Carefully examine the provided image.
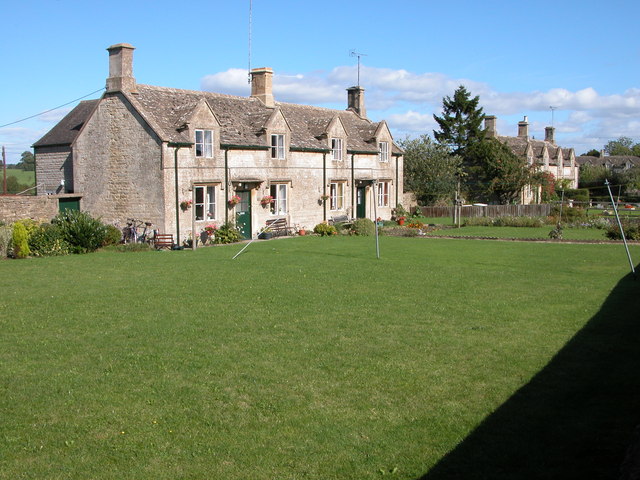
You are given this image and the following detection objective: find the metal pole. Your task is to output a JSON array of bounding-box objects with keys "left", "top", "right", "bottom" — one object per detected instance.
[
  {"left": 2, "top": 146, "right": 6, "bottom": 195},
  {"left": 233, "top": 236, "right": 257, "bottom": 260},
  {"left": 605, "top": 179, "right": 636, "bottom": 278},
  {"left": 373, "top": 181, "right": 380, "bottom": 259},
  {"left": 191, "top": 185, "right": 196, "bottom": 251}
]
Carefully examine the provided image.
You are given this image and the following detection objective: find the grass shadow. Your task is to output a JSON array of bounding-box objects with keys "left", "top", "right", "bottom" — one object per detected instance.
[{"left": 419, "top": 270, "right": 640, "bottom": 480}]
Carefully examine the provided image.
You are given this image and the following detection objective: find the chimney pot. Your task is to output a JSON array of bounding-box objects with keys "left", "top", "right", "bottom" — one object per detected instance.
[
  {"left": 346, "top": 86, "right": 366, "bottom": 118},
  {"left": 545, "top": 126, "right": 555, "bottom": 145},
  {"left": 250, "top": 67, "right": 275, "bottom": 107},
  {"left": 106, "top": 43, "right": 136, "bottom": 93},
  {"left": 518, "top": 116, "right": 529, "bottom": 139},
  {"left": 484, "top": 115, "right": 497, "bottom": 138}
]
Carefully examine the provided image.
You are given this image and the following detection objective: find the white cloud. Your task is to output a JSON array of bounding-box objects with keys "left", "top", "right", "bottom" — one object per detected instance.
[{"left": 201, "top": 68, "right": 251, "bottom": 96}]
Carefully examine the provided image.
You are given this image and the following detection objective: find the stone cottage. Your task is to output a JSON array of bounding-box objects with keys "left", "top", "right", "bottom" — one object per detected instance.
[
  {"left": 34, "top": 44, "right": 403, "bottom": 243},
  {"left": 484, "top": 115, "right": 578, "bottom": 204}
]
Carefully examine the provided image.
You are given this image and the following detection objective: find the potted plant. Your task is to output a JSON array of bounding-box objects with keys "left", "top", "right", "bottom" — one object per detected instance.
[
  {"left": 298, "top": 225, "right": 307, "bottom": 236},
  {"left": 258, "top": 227, "right": 273, "bottom": 240},
  {"left": 397, "top": 215, "right": 406, "bottom": 226},
  {"left": 180, "top": 200, "right": 192, "bottom": 211},
  {"left": 228, "top": 195, "right": 241, "bottom": 207},
  {"left": 260, "top": 195, "right": 274, "bottom": 207}
]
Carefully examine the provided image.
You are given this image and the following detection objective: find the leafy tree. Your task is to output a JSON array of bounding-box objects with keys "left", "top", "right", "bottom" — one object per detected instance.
[
  {"left": 623, "top": 166, "right": 640, "bottom": 191},
  {"left": 578, "top": 164, "right": 625, "bottom": 198},
  {"left": 603, "top": 136, "right": 640, "bottom": 156},
  {"left": 533, "top": 171, "right": 557, "bottom": 202},
  {"left": 5, "top": 176, "right": 30, "bottom": 194},
  {"left": 465, "top": 138, "right": 532, "bottom": 204},
  {"left": 398, "top": 134, "right": 463, "bottom": 205},
  {"left": 581, "top": 149, "right": 601, "bottom": 157},
  {"left": 433, "top": 86, "right": 485, "bottom": 155},
  {"left": 16, "top": 151, "right": 35, "bottom": 171}
]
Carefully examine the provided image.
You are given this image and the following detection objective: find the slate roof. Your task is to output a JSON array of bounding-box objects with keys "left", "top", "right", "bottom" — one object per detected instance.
[
  {"left": 35, "top": 84, "right": 399, "bottom": 155},
  {"left": 496, "top": 135, "right": 574, "bottom": 166},
  {"left": 33, "top": 99, "right": 99, "bottom": 147},
  {"left": 576, "top": 155, "right": 640, "bottom": 168}
]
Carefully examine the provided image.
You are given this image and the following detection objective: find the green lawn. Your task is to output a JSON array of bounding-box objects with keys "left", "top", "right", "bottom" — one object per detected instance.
[
  {"left": 5, "top": 168, "right": 35, "bottom": 186},
  {"left": 1, "top": 236, "right": 639, "bottom": 479}
]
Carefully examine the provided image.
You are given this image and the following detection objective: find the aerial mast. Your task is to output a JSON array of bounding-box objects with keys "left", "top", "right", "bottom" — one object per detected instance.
[{"left": 349, "top": 49, "right": 367, "bottom": 86}]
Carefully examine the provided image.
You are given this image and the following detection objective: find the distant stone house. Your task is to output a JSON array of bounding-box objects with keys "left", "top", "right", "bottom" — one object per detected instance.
[
  {"left": 484, "top": 115, "right": 578, "bottom": 204},
  {"left": 34, "top": 44, "right": 403, "bottom": 243},
  {"left": 576, "top": 155, "right": 640, "bottom": 172}
]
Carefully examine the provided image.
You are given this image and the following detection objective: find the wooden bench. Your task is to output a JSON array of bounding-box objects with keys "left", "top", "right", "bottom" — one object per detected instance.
[
  {"left": 154, "top": 233, "right": 174, "bottom": 249},
  {"left": 264, "top": 218, "right": 293, "bottom": 237},
  {"left": 329, "top": 215, "right": 353, "bottom": 226}
]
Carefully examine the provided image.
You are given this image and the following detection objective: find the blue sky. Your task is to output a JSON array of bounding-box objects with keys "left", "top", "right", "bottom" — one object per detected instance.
[{"left": 1, "top": 0, "right": 639, "bottom": 163}]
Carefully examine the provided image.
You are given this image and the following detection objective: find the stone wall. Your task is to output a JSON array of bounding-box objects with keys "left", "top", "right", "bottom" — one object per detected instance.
[
  {"left": 35, "top": 145, "right": 73, "bottom": 194},
  {"left": 0, "top": 195, "right": 59, "bottom": 223},
  {"left": 74, "top": 94, "right": 164, "bottom": 227}
]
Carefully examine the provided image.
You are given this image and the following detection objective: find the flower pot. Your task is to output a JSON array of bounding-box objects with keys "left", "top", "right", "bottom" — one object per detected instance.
[
  {"left": 299, "top": 229, "right": 306, "bottom": 236},
  {"left": 398, "top": 219, "right": 405, "bottom": 226}
]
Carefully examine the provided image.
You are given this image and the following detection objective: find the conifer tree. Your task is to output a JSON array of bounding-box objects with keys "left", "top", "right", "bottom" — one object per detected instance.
[{"left": 433, "top": 86, "right": 485, "bottom": 155}]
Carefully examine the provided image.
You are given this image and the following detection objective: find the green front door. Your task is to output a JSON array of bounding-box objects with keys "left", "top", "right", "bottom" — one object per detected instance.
[
  {"left": 235, "top": 191, "right": 251, "bottom": 239},
  {"left": 356, "top": 187, "right": 366, "bottom": 218}
]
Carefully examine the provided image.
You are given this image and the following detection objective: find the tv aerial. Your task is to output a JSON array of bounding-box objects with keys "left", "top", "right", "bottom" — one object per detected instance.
[{"left": 349, "top": 49, "right": 367, "bottom": 86}]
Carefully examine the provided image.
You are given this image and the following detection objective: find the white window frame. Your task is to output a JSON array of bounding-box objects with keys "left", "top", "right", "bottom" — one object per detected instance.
[
  {"left": 377, "top": 181, "right": 389, "bottom": 207},
  {"left": 271, "top": 134, "right": 285, "bottom": 160},
  {"left": 330, "top": 182, "right": 344, "bottom": 211},
  {"left": 194, "top": 184, "right": 216, "bottom": 221},
  {"left": 378, "top": 141, "right": 389, "bottom": 162},
  {"left": 195, "top": 129, "right": 214, "bottom": 158},
  {"left": 331, "top": 138, "right": 343, "bottom": 161},
  {"left": 269, "top": 183, "right": 288, "bottom": 215}
]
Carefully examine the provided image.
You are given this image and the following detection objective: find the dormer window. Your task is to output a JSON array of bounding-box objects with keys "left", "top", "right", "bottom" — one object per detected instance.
[
  {"left": 271, "top": 134, "right": 285, "bottom": 159},
  {"left": 331, "top": 138, "right": 343, "bottom": 161},
  {"left": 195, "top": 129, "right": 213, "bottom": 158},
  {"left": 378, "top": 141, "right": 389, "bottom": 162}
]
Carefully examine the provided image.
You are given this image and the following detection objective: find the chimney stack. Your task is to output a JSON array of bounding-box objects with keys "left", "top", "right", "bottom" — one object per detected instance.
[
  {"left": 518, "top": 116, "right": 529, "bottom": 139},
  {"left": 106, "top": 43, "right": 136, "bottom": 93},
  {"left": 250, "top": 67, "right": 275, "bottom": 107},
  {"left": 484, "top": 115, "right": 497, "bottom": 138},
  {"left": 346, "top": 86, "right": 366, "bottom": 118},
  {"left": 545, "top": 126, "right": 555, "bottom": 145}
]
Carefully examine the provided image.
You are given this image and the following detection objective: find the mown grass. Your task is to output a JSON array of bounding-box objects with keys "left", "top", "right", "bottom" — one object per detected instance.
[
  {"left": 5, "top": 168, "right": 35, "bottom": 186},
  {"left": 1, "top": 236, "right": 639, "bottom": 479}
]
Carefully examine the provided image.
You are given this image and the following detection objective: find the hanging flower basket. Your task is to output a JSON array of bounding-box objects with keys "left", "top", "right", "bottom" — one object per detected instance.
[
  {"left": 228, "top": 195, "right": 241, "bottom": 207},
  {"left": 180, "top": 200, "right": 192, "bottom": 212},
  {"left": 260, "top": 195, "right": 274, "bottom": 207}
]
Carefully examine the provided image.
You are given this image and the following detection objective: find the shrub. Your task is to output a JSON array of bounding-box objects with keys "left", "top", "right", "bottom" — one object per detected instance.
[
  {"left": 549, "top": 224, "right": 563, "bottom": 240},
  {"left": 52, "top": 210, "right": 108, "bottom": 253},
  {"left": 463, "top": 216, "right": 547, "bottom": 227},
  {"left": 313, "top": 222, "right": 337, "bottom": 236},
  {"left": 28, "top": 223, "right": 70, "bottom": 257},
  {"left": 12, "top": 222, "right": 30, "bottom": 258},
  {"left": 104, "top": 224, "right": 123, "bottom": 246},
  {"left": 0, "top": 225, "right": 12, "bottom": 258},
  {"left": 605, "top": 222, "right": 640, "bottom": 241},
  {"left": 565, "top": 188, "right": 590, "bottom": 204},
  {"left": 551, "top": 205, "right": 587, "bottom": 222},
  {"left": 213, "top": 222, "right": 242, "bottom": 244},
  {"left": 348, "top": 218, "right": 375, "bottom": 236}
]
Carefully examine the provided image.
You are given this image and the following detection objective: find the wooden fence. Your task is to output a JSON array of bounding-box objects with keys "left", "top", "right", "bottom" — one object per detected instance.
[{"left": 417, "top": 204, "right": 552, "bottom": 218}]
